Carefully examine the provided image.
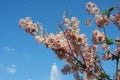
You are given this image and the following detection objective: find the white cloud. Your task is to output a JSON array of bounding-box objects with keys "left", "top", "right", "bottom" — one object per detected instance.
[
  {"left": 6, "top": 64, "right": 16, "bottom": 74},
  {"left": 0, "top": 64, "right": 3, "bottom": 69},
  {"left": 3, "top": 46, "right": 15, "bottom": 51},
  {"left": 28, "top": 78, "right": 31, "bottom": 80},
  {"left": 50, "top": 63, "right": 61, "bottom": 80}
]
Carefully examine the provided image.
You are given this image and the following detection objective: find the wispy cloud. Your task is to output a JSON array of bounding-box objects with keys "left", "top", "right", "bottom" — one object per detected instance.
[
  {"left": 6, "top": 64, "right": 16, "bottom": 74},
  {"left": 50, "top": 63, "right": 61, "bottom": 80},
  {"left": 0, "top": 64, "right": 3, "bottom": 69},
  {"left": 28, "top": 78, "right": 31, "bottom": 80},
  {"left": 3, "top": 46, "right": 15, "bottom": 51}
]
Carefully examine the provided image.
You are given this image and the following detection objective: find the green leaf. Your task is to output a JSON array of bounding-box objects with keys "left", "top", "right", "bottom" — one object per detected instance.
[
  {"left": 107, "top": 13, "right": 110, "bottom": 18},
  {"left": 106, "top": 8, "right": 109, "bottom": 13},
  {"left": 101, "top": 12, "right": 107, "bottom": 15},
  {"left": 103, "top": 73, "right": 110, "bottom": 79},
  {"left": 109, "top": 6, "right": 114, "bottom": 12},
  {"left": 105, "top": 37, "right": 114, "bottom": 45}
]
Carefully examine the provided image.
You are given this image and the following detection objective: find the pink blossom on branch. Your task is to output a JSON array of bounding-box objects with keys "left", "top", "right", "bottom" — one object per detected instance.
[
  {"left": 19, "top": 1, "right": 120, "bottom": 80},
  {"left": 86, "top": 2, "right": 100, "bottom": 15},
  {"left": 92, "top": 30, "right": 105, "bottom": 44},
  {"left": 115, "top": 47, "right": 120, "bottom": 55},
  {"left": 19, "top": 17, "right": 38, "bottom": 35},
  {"left": 19, "top": 16, "right": 103, "bottom": 79},
  {"left": 111, "top": 14, "right": 120, "bottom": 30},
  {"left": 95, "top": 15, "right": 109, "bottom": 28}
]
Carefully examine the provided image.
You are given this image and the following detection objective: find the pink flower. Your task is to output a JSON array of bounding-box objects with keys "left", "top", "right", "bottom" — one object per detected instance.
[
  {"left": 85, "top": 19, "right": 92, "bottom": 26},
  {"left": 86, "top": 2, "right": 95, "bottom": 8},
  {"left": 90, "top": 44, "right": 98, "bottom": 54},
  {"left": 64, "top": 17, "right": 80, "bottom": 34},
  {"left": 103, "top": 53, "right": 112, "bottom": 60},
  {"left": 77, "top": 34, "right": 87, "bottom": 45},
  {"left": 19, "top": 18, "right": 25, "bottom": 28},
  {"left": 35, "top": 36, "right": 45, "bottom": 43},
  {"left": 96, "top": 15, "right": 109, "bottom": 28},
  {"left": 92, "top": 30, "right": 105, "bottom": 44},
  {"left": 114, "top": 47, "right": 120, "bottom": 55},
  {"left": 19, "top": 17, "right": 38, "bottom": 35},
  {"left": 86, "top": 2, "right": 100, "bottom": 15},
  {"left": 115, "top": 37, "right": 120, "bottom": 46},
  {"left": 111, "top": 14, "right": 120, "bottom": 30},
  {"left": 61, "top": 65, "right": 71, "bottom": 74},
  {"left": 101, "top": 43, "right": 109, "bottom": 50}
]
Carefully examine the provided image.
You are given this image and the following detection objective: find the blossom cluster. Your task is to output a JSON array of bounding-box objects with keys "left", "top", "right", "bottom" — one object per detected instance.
[
  {"left": 86, "top": 2, "right": 120, "bottom": 29},
  {"left": 86, "top": 2, "right": 100, "bottom": 15},
  {"left": 19, "top": 16, "right": 105, "bottom": 79},
  {"left": 92, "top": 30, "right": 105, "bottom": 44},
  {"left": 95, "top": 15, "right": 109, "bottom": 28},
  {"left": 19, "top": 17, "right": 38, "bottom": 35},
  {"left": 86, "top": 1, "right": 110, "bottom": 28},
  {"left": 19, "top": 1, "right": 120, "bottom": 80},
  {"left": 111, "top": 14, "right": 120, "bottom": 30}
]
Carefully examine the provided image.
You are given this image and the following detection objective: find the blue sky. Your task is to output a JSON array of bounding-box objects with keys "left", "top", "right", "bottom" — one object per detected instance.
[{"left": 0, "top": 0, "right": 120, "bottom": 80}]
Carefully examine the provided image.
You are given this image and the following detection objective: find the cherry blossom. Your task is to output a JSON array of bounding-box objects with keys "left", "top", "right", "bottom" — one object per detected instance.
[
  {"left": 19, "top": 1, "right": 120, "bottom": 80},
  {"left": 86, "top": 2, "right": 100, "bottom": 15},
  {"left": 111, "top": 14, "right": 120, "bottom": 30},
  {"left": 92, "top": 30, "right": 105, "bottom": 44},
  {"left": 96, "top": 15, "right": 109, "bottom": 28}
]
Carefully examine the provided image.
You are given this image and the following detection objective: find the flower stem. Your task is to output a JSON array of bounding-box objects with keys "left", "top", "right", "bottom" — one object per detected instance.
[{"left": 116, "top": 55, "right": 119, "bottom": 80}]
